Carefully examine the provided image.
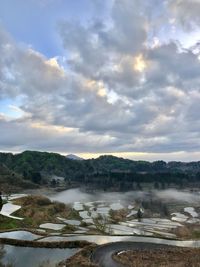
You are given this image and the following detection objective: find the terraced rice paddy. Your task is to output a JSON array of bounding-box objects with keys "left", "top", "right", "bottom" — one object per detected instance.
[{"left": 1, "top": 189, "right": 200, "bottom": 239}]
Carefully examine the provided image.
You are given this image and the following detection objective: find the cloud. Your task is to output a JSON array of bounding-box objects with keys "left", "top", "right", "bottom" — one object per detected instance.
[
  {"left": 167, "top": 0, "right": 200, "bottom": 30},
  {"left": 0, "top": 26, "right": 66, "bottom": 99},
  {"left": 0, "top": 115, "right": 119, "bottom": 153},
  {"left": 0, "top": 0, "right": 200, "bottom": 158}
]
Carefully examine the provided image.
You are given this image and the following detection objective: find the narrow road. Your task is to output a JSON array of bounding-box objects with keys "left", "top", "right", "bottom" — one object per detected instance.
[{"left": 91, "top": 241, "right": 173, "bottom": 267}]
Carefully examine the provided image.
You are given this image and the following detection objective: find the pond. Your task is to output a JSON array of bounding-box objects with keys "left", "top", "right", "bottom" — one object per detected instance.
[{"left": 1, "top": 245, "right": 79, "bottom": 267}]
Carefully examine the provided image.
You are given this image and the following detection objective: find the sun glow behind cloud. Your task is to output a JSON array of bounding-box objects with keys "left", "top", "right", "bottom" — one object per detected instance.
[
  {"left": 77, "top": 151, "right": 200, "bottom": 162},
  {"left": 30, "top": 122, "right": 75, "bottom": 133},
  {"left": 133, "top": 54, "right": 147, "bottom": 72},
  {"left": 45, "top": 57, "right": 65, "bottom": 76}
]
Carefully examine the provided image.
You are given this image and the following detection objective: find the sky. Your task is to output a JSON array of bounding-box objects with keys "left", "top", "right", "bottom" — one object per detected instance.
[{"left": 0, "top": 0, "right": 200, "bottom": 161}]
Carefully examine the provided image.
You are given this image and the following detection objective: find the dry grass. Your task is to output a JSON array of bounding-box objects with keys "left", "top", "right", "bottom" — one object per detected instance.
[
  {"left": 58, "top": 244, "right": 98, "bottom": 267},
  {"left": 173, "top": 226, "right": 191, "bottom": 238},
  {"left": 109, "top": 208, "right": 128, "bottom": 222},
  {"left": 13, "top": 195, "right": 71, "bottom": 227},
  {"left": 173, "top": 225, "right": 200, "bottom": 239},
  {"left": 113, "top": 247, "right": 200, "bottom": 267}
]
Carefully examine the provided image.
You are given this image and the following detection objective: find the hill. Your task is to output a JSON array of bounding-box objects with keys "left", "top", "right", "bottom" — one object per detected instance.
[
  {"left": 0, "top": 151, "right": 200, "bottom": 190},
  {"left": 66, "top": 154, "right": 84, "bottom": 160},
  {"left": 0, "top": 163, "right": 37, "bottom": 192}
]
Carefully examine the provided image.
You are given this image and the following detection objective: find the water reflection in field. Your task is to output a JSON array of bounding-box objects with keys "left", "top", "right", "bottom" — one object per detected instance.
[
  {"left": 1, "top": 245, "right": 79, "bottom": 267},
  {"left": 0, "top": 231, "right": 40, "bottom": 240},
  {"left": 48, "top": 188, "right": 200, "bottom": 238}
]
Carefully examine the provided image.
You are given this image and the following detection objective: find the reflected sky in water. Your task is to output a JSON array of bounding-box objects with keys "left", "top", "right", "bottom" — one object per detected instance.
[{"left": 2, "top": 245, "right": 79, "bottom": 267}]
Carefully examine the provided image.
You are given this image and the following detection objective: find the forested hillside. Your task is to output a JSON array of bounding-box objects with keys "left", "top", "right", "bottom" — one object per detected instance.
[
  {"left": 0, "top": 163, "right": 37, "bottom": 192},
  {"left": 0, "top": 151, "right": 200, "bottom": 190}
]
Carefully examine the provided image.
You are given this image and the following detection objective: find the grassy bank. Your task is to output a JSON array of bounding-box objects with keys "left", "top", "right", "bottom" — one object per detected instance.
[
  {"left": 0, "top": 198, "right": 69, "bottom": 232},
  {"left": 113, "top": 247, "right": 200, "bottom": 267},
  {"left": 0, "top": 216, "right": 22, "bottom": 231},
  {"left": 0, "top": 238, "right": 92, "bottom": 249},
  {"left": 58, "top": 244, "right": 98, "bottom": 267}
]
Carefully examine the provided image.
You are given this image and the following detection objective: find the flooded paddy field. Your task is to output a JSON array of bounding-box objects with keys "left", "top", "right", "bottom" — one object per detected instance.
[
  {"left": 1, "top": 188, "right": 200, "bottom": 239},
  {"left": 0, "top": 188, "right": 200, "bottom": 266},
  {"left": 0, "top": 245, "right": 79, "bottom": 267},
  {"left": 46, "top": 188, "right": 200, "bottom": 239}
]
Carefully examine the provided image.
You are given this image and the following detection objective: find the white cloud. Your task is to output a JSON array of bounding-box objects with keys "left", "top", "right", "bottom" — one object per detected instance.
[
  {"left": 0, "top": 0, "right": 200, "bottom": 159},
  {"left": 168, "top": 0, "right": 200, "bottom": 30}
]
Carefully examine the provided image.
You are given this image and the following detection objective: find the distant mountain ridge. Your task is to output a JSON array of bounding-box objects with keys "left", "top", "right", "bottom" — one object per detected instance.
[
  {"left": 66, "top": 154, "right": 84, "bottom": 160},
  {"left": 0, "top": 151, "right": 200, "bottom": 175}
]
